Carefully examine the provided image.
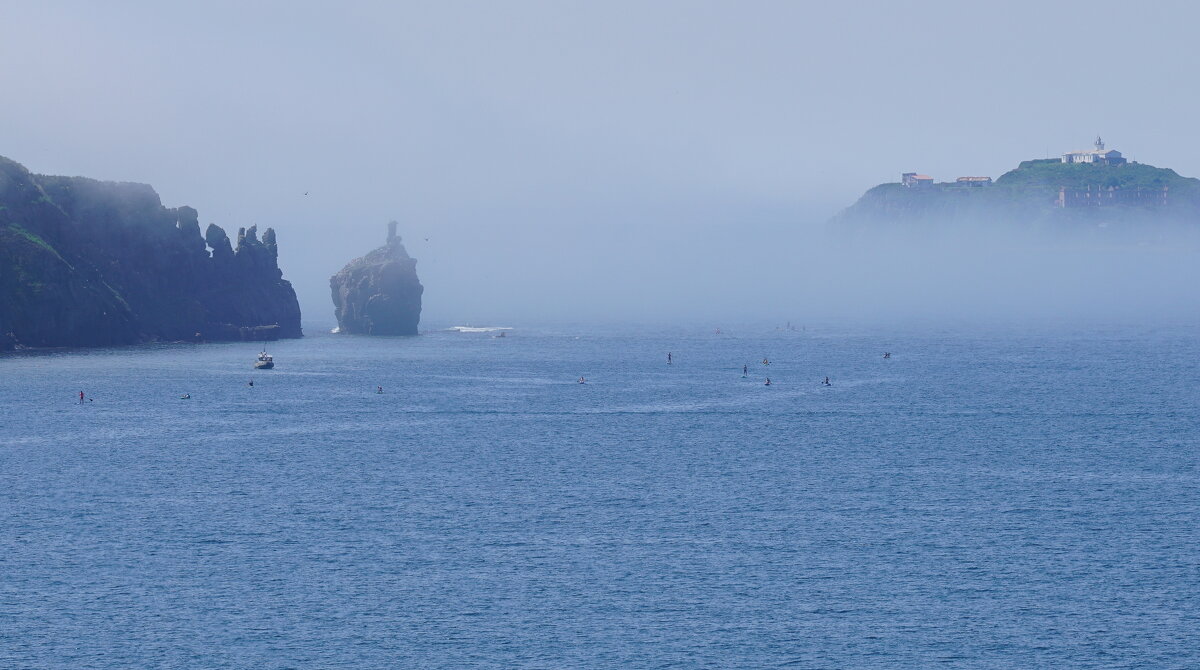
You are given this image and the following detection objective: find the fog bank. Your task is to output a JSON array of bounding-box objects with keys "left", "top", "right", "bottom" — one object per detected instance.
[{"left": 294, "top": 219, "right": 1200, "bottom": 330}]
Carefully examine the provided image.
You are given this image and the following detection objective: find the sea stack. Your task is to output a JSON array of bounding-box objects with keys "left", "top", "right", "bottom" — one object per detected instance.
[{"left": 329, "top": 221, "right": 423, "bottom": 335}]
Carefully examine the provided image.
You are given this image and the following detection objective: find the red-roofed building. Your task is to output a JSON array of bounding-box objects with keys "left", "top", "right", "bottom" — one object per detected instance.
[{"left": 902, "top": 172, "right": 934, "bottom": 188}]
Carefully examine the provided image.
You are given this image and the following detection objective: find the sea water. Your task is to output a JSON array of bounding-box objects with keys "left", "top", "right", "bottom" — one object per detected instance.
[{"left": 1, "top": 323, "right": 1198, "bottom": 668}]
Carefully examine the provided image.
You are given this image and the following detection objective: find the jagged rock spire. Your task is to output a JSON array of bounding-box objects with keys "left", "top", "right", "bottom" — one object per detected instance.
[
  {"left": 262, "top": 227, "right": 278, "bottom": 260},
  {"left": 205, "top": 223, "right": 233, "bottom": 261}
]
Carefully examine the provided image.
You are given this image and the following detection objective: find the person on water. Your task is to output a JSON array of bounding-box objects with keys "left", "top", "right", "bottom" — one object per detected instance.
[
  {"left": 180, "top": 393, "right": 191, "bottom": 399},
  {"left": 762, "top": 358, "right": 770, "bottom": 365},
  {"left": 824, "top": 376, "right": 831, "bottom": 386},
  {"left": 248, "top": 380, "right": 254, "bottom": 387},
  {"left": 376, "top": 386, "right": 383, "bottom": 394},
  {"left": 667, "top": 352, "right": 672, "bottom": 364},
  {"left": 764, "top": 378, "right": 772, "bottom": 386},
  {"left": 578, "top": 377, "right": 586, "bottom": 384},
  {"left": 79, "top": 391, "right": 84, "bottom": 405},
  {"left": 743, "top": 364, "right": 748, "bottom": 376}
]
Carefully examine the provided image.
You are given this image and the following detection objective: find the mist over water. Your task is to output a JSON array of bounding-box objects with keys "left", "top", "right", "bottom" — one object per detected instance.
[
  {"left": 313, "top": 218, "right": 1200, "bottom": 330},
  {"left": 807, "top": 219, "right": 1200, "bottom": 323}
]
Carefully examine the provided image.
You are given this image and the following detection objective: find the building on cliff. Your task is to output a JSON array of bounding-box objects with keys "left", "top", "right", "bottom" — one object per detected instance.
[
  {"left": 902, "top": 173, "right": 934, "bottom": 188},
  {"left": 1062, "top": 136, "right": 1126, "bottom": 165},
  {"left": 834, "top": 152, "right": 1200, "bottom": 228},
  {"left": 1057, "top": 185, "right": 1169, "bottom": 208}
]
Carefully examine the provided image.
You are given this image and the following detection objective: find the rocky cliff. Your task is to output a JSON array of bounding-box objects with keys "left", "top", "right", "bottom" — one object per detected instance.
[
  {"left": 0, "top": 155, "right": 302, "bottom": 350},
  {"left": 330, "top": 222, "right": 423, "bottom": 335}
]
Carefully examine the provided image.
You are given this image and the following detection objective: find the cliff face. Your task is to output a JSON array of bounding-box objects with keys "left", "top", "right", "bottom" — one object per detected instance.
[
  {"left": 330, "top": 222, "right": 423, "bottom": 335},
  {"left": 0, "top": 155, "right": 302, "bottom": 350}
]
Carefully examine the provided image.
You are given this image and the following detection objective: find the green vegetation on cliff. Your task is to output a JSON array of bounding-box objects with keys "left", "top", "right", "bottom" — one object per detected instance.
[
  {"left": 1, "top": 155, "right": 303, "bottom": 350},
  {"left": 998, "top": 159, "right": 1199, "bottom": 190},
  {"left": 834, "top": 158, "right": 1200, "bottom": 227}
]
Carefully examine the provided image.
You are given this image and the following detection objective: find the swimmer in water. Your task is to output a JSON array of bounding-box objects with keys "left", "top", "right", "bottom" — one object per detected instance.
[
  {"left": 765, "top": 378, "right": 772, "bottom": 386},
  {"left": 762, "top": 358, "right": 770, "bottom": 365},
  {"left": 180, "top": 393, "right": 191, "bottom": 399},
  {"left": 377, "top": 386, "right": 383, "bottom": 394},
  {"left": 248, "top": 380, "right": 254, "bottom": 387},
  {"left": 578, "top": 376, "right": 586, "bottom": 384}
]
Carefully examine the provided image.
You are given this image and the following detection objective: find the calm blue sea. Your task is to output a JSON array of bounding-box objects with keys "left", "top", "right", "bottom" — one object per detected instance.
[{"left": 1, "top": 322, "right": 1198, "bottom": 668}]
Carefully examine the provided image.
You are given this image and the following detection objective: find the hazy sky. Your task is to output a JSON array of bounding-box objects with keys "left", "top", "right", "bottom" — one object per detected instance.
[{"left": 3, "top": 1, "right": 1199, "bottom": 326}]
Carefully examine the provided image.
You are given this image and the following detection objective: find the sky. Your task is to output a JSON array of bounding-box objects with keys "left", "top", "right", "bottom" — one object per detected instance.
[{"left": 2, "top": 1, "right": 1199, "bottom": 327}]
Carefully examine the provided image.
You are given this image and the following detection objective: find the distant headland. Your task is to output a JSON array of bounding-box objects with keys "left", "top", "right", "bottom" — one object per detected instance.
[
  {"left": 0, "top": 155, "right": 302, "bottom": 351},
  {"left": 833, "top": 137, "right": 1200, "bottom": 227}
]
